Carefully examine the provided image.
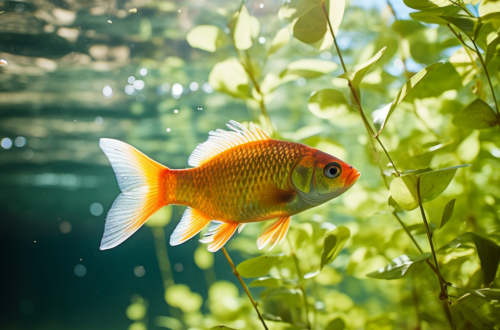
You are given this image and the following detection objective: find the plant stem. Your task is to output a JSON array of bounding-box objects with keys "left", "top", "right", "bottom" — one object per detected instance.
[
  {"left": 243, "top": 50, "right": 275, "bottom": 137},
  {"left": 287, "top": 236, "right": 311, "bottom": 330},
  {"left": 151, "top": 227, "right": 179, "bottom": 318},
  {"left": 392, "top": 212, "right": 445, "bottom": 280},
  {"left": 470, "top": 38, "right": 500, "bottom": 129},
  {"left": 416, "top": 177, "right": 448, "bottom": 301},
  {"left": 321, "top": 3, "right": 443, "bottom": 281},
  {"left": 152, "top": 227, "right": 175, "bottom": 289},
  {"left": 368, "top": 134, "right": 390, "bottom": 189},
  {"left": 447, "top": 23, "right": 500, "bottom": 132},
  {"left": 392, "top": 212, "right": 424, "bottom": 254},
  {"left": 232, "top": 2, "right": 274, "bottom": 137},
  {"left": 221, "top": 247, "right": 269, "bottom": 330},
  {"left": 450, "top": 0, "right": 475, "bottom": 17},
  {"left": 321, "top": 3, "right": 401, "bottom": 177}
]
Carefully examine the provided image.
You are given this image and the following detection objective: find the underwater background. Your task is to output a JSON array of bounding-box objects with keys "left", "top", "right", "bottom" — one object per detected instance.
[{"left": 2, "top": 0, "right": 500, "bottom": 329}]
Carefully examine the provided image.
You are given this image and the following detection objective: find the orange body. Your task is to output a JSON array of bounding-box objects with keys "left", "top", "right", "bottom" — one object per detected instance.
[{"left": 164, "top": 139, "right": 313, "bottom": 223}]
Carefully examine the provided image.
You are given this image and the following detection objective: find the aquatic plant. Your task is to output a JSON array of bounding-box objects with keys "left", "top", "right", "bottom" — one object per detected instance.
[{"left": 2, "top": 0, "right": 500, "bottom": 329}]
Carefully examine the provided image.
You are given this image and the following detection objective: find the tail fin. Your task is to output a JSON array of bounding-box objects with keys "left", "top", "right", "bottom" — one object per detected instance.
[{"left": 99, "top": 138, "right": 168, "bottom": 250}]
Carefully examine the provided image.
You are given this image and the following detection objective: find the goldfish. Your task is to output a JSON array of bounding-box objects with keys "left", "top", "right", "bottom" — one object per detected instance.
[{"left": 99, "top": 120, "right": 360, "bottom": 252}]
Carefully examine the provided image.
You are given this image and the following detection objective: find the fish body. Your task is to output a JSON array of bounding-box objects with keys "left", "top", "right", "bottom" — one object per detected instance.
[{"left": 100, "top": 121, "right": 360, "bottom": 252}]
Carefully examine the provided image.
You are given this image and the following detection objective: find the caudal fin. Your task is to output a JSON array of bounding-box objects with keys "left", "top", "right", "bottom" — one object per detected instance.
[{"left": 99, "top": 138, "right": 169, "bottom": 250}]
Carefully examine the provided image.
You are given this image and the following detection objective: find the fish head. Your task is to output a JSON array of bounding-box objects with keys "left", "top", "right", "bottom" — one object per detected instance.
[{"left": 290, "top": 150, "right": 360, "bottom": 206}]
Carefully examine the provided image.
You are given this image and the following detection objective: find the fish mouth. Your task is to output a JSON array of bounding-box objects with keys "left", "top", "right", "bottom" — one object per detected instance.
[{"left": 345, "top": 169, "right": 361, "bottom": 187}]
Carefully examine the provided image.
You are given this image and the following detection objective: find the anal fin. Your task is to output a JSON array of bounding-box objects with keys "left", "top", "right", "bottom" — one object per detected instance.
[
  {"left": 170, "top": 207, "right": 211, "bottom": 246},
  {"left": 201, "top": 221, "right": 239, "bottom": 252},
  {"left": 257, "top": 216, "right": 291, "bottom": 250}
]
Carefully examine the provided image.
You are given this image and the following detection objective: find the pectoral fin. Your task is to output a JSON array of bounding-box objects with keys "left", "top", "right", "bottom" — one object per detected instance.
[
  {"left": 260, "top": 184, "right": 295, "bottom": 207},
  {"left": 257, "top": 216, "right": 291, "bottom": 250}
]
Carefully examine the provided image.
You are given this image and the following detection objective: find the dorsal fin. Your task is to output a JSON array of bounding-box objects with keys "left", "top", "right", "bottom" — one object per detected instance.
[{"left": 188, "top": 120, "right": 270, "bottom": 167}]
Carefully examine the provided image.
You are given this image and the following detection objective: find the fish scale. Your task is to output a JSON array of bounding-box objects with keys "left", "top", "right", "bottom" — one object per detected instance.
[{"left": 171, "top": 140, "right": 312, "bottom": 222}]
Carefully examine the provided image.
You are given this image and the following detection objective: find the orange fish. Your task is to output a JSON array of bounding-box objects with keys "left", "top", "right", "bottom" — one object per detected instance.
[{"left": 99, "top": 120, "right": 360, "bottom": 252}]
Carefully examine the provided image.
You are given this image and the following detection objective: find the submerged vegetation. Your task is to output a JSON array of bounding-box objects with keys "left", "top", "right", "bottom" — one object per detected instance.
[{"left": 1, "top": 0, "right": 500, "bottom": 329}]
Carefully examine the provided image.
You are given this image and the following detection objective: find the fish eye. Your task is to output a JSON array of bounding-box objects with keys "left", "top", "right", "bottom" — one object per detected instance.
[{"left": 324, "top": 162, "right": 342, "bottom": 179}]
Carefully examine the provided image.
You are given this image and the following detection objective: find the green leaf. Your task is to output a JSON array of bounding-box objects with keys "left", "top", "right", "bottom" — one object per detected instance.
[
  {"left": 325, "top": 317, "right": 346, "bottom": 330},
  {"left": 293, "top": 4, "right": 327, "bottom": 44},
  {"left": 250, "top": 16, "right": 260, "bottom": 39},
  {"left": 366, "top": 253, "right": 431, "bottom": 280},
  {"left": 308, "top": 89, "right": 350, "bottom": 119},
  {"left": 409, "top": 6, "right": 463, "bottom": 24},
  {"left": 373, "top": 62, "right": 443, "bottom": 137},
  {"left": 210, "top": 326, "right": 237, "bottom": 330},
  {"left": 452, "top": 286, "right": 500, "bottom": 302},
  {"left": 267, "top": 27, "right": 290, "bottom": 56},
  {"left": 260, "top": 287, "right": 302, "bottom": 302},
  {"left": 326, "top": 0, "right": 346, "bottom": 35},
  {"left": 390, "top": 165, "right": 469, "bottom": 211},
  {"left": 439, "top": 15, "right": 480, "bottom": 39},
  {"left": 407, "top": 222, "right": 438, "bottom": 235},
  {"left": 338, "top": 47, "right": 386, "bottom": 99},
  {"left": 280, "top": 0, "right": 345, "bottom": 45},
  {"left": 234, "top": 5, "right": 252, "bottom": 50},
  {"left": 438, "top": 199, "right": 455, "bottom": 230},
  {"left": 485, "top": 33, "right": 500, "bottom": 65},
  {"left": 320, "top": 226, "right": 350, "bottom": 269},
  {"left": 186, "top": 25, "right": 227, "bottom": 52},
  {"left": 403, "top": 0, "right": 453, "bottom": 9},
  {"left": 452, "top": 98, "right": 498, "bottom": 129},
  {"left": 457, "top": 131, "right": 480, "bottom": 163},
  {"left": 388, "top": 196, "right": 404, "bottom": 213},
  {"left": 249, "top": 277, "right": 297, "bottom": 288},
  {"left": 449, "top": 47, "right": 479, "bottom": 86},
  {"left": 438, "top": 232, "right": 500, "bottom": 287},
  {"left": 208, "top": 57, "right": 249, "bottom": 99},
  {"left": 236, "top": 255, "right": 282, "bottom": 278},
  {"left": 451, "top": 293, "right": 500, "bottom": 328},
  {"left": 392, "top": 20, "right": 426, "bottom": 36},
  {"left": 280, "top": 59, "right": 338, "bottom": 81}
]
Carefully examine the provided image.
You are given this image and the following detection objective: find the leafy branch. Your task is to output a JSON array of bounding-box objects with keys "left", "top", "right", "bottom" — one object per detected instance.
[
  {"left": 222, "top": 247, "right": 269, "bottom": 330},
  {"left": 320, "top": 2, "right": 401, "bottom": 177}
]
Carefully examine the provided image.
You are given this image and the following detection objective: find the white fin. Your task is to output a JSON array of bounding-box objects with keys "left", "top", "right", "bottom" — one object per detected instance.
[
  {"left": 99, "top": 138, "right": 168, "bottom": 250},
  {"left": 188, "top": 120, "right": 270, "bottom": 167},
  {"left": 170, "top": 207, "right": 211, "bottom": 246},
  {"left": 200, "top": 221, "right": 239, "bottom": 252},
  {"left": 257, "top": 217, "right": 291, "bottom": 251},
  {"left": 238, "top": 223, "right": 247, "bottom": 234}
]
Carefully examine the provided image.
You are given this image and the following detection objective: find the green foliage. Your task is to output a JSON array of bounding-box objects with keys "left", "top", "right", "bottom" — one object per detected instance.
[
  {"left": 390, "top": 165, "right": 469, "bottom": 211},
  {"left": 320, "top": 226, "right": 350, "bottom": 269},
  {"left": 164, "top": 284, "right": 203, "bottom": 313},
  {"left": 373, "top": 62, "right": 443, "bottom": 137},
  {"left": 308, "top": 89, "right": 350, "bottom": 119},
  {"left": 452, "top": 98, "right": 498, "bottom": 129},
  {"left": 439, "top": 232, "right": 500, "bottom": 287},
  {"left": 438, "top": 198, "right": 456, "bottom": 230},
  {"left": 366, "top": 253, "right": 431, "bottom": 280},
  {"left": 186, "top": 25, "right": 228, "bottom": 52},
  {"left": 236, "top": 255, "right": 282, "bottom": 278}
]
